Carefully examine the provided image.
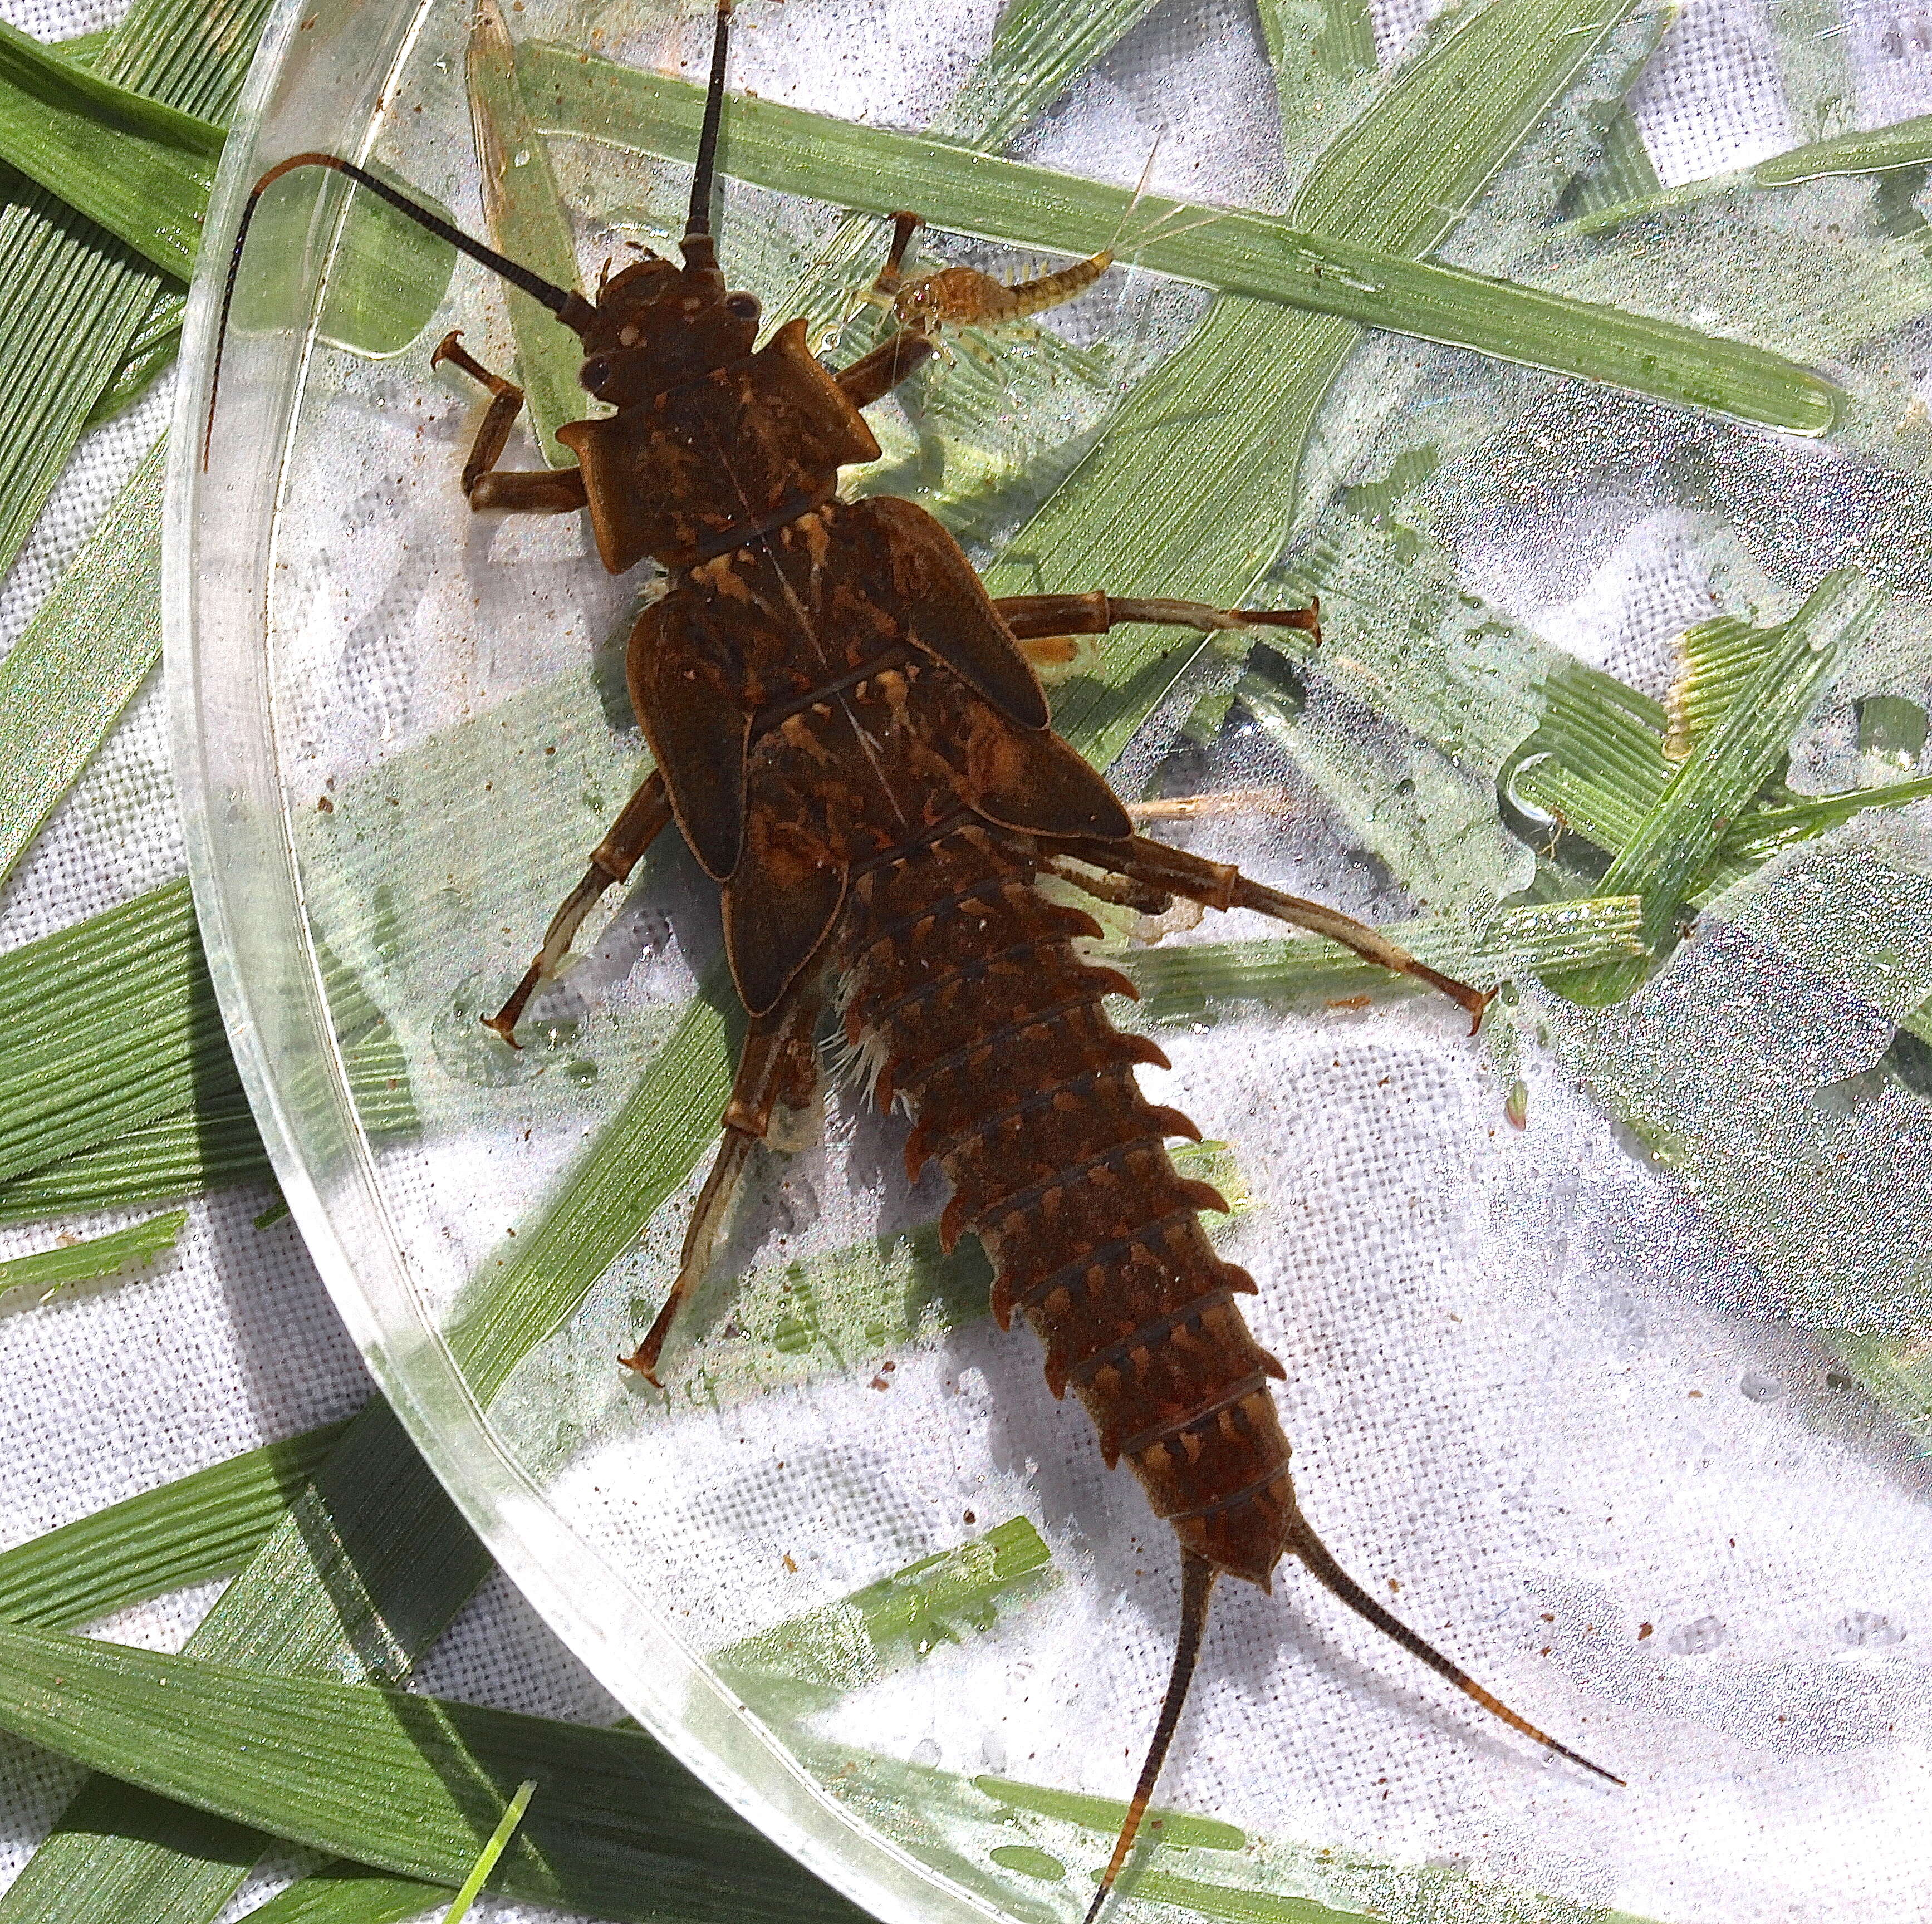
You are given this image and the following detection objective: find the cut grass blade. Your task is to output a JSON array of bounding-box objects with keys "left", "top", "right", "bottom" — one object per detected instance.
[
  {"left": 0, "top": 1418, "right": 350, "bottom": 1629},
  {"left": 84, "top": 286, "right": 181, "bottom": 425},
  {"left": 0, "top": 1616, "right": 866, "bottom": 1924},
  {"left": 0, "top": 1399, "right": 492, "bottom": 1924},
  {"left": 0, "top": 0, "right": 268, "bottom": 585},
  {"left": 1663, "top": 613, "right": 1775, "bottom": 762},
  {"left": 244, "top": 1863, "right": 443, "bottom": 1924},
  {"left": 715, "top": 1517, "right": 1052, "bottom": 1701},
  {"left": 1549, "top": 570, "right": 1880, "bottom": 1003},
  {"left": 0, "top": 1207, "right": 185, "bottom": 1305},
  {"left": 0, "top": 435, "right": 164, "bottom": 890},
  {"left": 0, "top": 13, "right": 220, "bottom": 281},
  {"left": 439, "top": 1779, "right": 535, "bottom": 1924},
  {"left": 465, "top": 0, "right": 581, "bottom": 460},
  {"left": 521, "top": 42, "right": 1834, "bottom": 436}
]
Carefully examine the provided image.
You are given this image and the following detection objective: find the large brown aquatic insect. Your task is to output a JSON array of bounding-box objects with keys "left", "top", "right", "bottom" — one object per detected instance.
[{"left": 216, "top": 3, "right": 1619, "bottom": 1911}]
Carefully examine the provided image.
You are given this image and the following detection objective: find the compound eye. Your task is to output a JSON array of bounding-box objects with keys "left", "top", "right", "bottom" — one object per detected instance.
[{"left": 725, "top": 292, "right": 762, "bottom": 322}]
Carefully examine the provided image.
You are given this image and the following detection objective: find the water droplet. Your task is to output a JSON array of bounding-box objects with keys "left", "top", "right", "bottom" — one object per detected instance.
[
  {"left": 979, "top": 1730, "right": 1007, "bottom": 1772},
  {"left": 1739, "top": 1371, "right": 1784, "bottom": 1403},
  {"left": 554, "top": 1419, "right": 582, "bottom": 1454},
  {"left": 909, "top": 1737, "right": 942, "bottom": 1768},
  {"left": 1838, "top": 1610, "right": 1903, "bottom": 1647},
  {"left": 563, "top": 1058, "right": 599, "bottom": 1086},
  {"left": 1667, "top": 1616, "right": 1727, "bottom": 1656}
]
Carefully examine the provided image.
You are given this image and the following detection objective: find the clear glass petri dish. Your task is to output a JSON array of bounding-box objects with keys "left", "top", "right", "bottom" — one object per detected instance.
[{"left": 171, "top": 3, "right": 1932, "bottom": 1922}]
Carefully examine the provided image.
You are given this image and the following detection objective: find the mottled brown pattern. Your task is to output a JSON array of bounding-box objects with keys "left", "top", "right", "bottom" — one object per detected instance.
[{"left": 835, "top": 830, "right": 1297, "bottom": 1587}]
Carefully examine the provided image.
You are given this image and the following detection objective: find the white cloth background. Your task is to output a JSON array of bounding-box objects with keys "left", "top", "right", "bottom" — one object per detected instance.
[{"left": 2, "top": 2, "right": 1931, "bottom": 1923}]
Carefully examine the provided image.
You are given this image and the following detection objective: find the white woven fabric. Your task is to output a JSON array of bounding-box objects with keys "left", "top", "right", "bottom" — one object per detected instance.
[{"left": 4, "top": 3, "right": 1932, "bottom": 1924}]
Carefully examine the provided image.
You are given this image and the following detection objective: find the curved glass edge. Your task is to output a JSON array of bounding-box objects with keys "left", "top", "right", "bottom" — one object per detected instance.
[{"left": 163, "top": 8, "right": 1012, "bottom": 1923}]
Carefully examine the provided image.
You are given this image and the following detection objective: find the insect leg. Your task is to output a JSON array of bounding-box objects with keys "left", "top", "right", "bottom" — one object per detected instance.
[
  {"left": 837, "top": 329, "right": 939, "bottom": 409},
  {"left": 995, "top": 591, "right": 1320, "bottom": 645},
  {"left": 432, "top": 331, "right": 589, "bottom": 512},
  {"left": 1047, "top": 833, "right": 1491, "bottom": 1028},
  {"left": 484, "top": 772, "right": 672, "bottom": 1044},
  {"left": 620, "top": 974, "right": 827, "bottom": 1386}
]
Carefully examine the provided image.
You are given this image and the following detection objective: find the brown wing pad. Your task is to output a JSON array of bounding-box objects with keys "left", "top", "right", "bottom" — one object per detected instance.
[
  {"left": 626, "top": 602, "right": 750, "bottom": 881},
  {"left": 724, "top": 829, "right": 847, "bottom": 1016},
  {"left": 968, "top": 714, "right": 1133, "bottom": 840},
  {"left": 865, "top": 495, "right": 1052, "bottom": 730}
]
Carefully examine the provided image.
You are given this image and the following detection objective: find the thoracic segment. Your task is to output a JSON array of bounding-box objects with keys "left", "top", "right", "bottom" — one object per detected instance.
[{"left": 838, "top": 825, "right": 1297, "bottom": 1586}]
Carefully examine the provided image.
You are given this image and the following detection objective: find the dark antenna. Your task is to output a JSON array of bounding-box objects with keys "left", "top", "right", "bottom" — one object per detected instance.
[
  {"left": 203, "top": 151, "right": 595, "bottom": 468},
  {"left": 680, "top": 1, "right": 735, "bottom": 272}
]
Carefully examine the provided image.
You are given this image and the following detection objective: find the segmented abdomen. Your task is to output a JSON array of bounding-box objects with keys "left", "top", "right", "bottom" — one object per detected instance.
[{"left": 838, "top": 823, "right": 1297, "bottom": 1587}]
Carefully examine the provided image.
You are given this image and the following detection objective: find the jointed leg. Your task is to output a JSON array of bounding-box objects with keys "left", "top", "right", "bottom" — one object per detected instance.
[
  {"left": 485, "top": 771, "right": 673, "bottom": 1044},
  {"left": 836, "top": 212, "right": 940, "bottom": 410},
  {"left": 1048, "top": 833, "right": 1490, "bottom": 1029},
  {"left": 996, "top": 590, "right": 1320, "bottom": 648},
  {"left": 868, "top": 211, "right": 924, "bottom": 303},
  {"left": 620, "top": 974, "right": 827, "bottom": 1385},
  {"left": 433, "top": 332, "right": 589, "bottom": 513}
]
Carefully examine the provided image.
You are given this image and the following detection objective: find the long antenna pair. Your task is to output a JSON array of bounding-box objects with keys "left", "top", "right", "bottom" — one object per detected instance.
[{"left": 203, "top": 2, "right": 735, "bottom": 464}]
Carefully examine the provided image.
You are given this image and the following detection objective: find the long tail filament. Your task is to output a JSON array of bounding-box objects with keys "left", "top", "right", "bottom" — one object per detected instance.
[
  {"left": 1085, "top": 1518, "right": 1621, "bottom": 1924},
  {"left": 1083, "top": 1552, "right": 1219, "bottom": 1924},
  {"left": 1282, "top": 1507, "right": 1624, "bottom": 1788}
]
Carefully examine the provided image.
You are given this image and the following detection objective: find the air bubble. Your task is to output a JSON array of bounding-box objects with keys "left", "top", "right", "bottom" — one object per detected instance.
[
  {"left": 1667, "top": 1616, "right": 1727, "bottom": 1655},
  {"left": 1838, "top": 1610, "right": 1904, "bottom": 1648}
]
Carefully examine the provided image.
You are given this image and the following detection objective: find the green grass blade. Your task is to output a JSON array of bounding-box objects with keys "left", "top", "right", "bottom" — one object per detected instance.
[
  {"left": 522, "top": 42, "right": 1832, "bottom": 434},
  {"left": 243, "top": 1863, "right": 443, "bottom": 1924},
  {"left": 0, "top": 0, "right": 266, "bottom": 582},
  {"left": 715, "top": 1517, "right": 1052, "bottom": 1701},
  {"left": 1563, "top": 109, "right": 1932, "bottom": 238},
  {"left": 83, "top": 286, "right": 181, "bottom": 425},
  {"left": 0, "top": 1400, "right": 491, "bottom": 1924},
  {"left": 1720, "top": 776, "right": 1932, "bottom": 867},
  {"left": 979, "top": 1778, "right": 1244, "bottom": 1852},
  {"left": 0, "top": 1207, "right": 185, "bottom": 1303},
  {"left": 0, "top": 436, "right": 163, "bottom": 888},
  {"left": 933, "top": 0, "right": 1158, "bottom": 147},
  {"left": 448, "top": 974, "right": 734, "bottom": 1400},
  {"left": 0, "top": 14, "right": 219, "bottom": 281},
  {"left": 1661, "top": 613, "right": 1774, "bottom": 760},
  {"left": 0, "top": 1617, "right": 865, "bottom": 1924},
  {"left": 0, "top": 1419, "right": 350, "bottom": 1628},
  {"left": 0, "top": 1096, "right": 269, "bottom": 1225},
  {"left": 1754, "top": 113, "right": 1932, "bottom": 185},
  {"left": 440, "top": 1779, "right": 535, "bottom": 1924},
  {"left": 1551, "top": 571, "right": 1880, "bottom": 1002},
  {"left": 0, "top": 880, "right": 412, "bottom": 1219},
  {"left": 465, "top": 0, "right": 581, "bottom": 459}
]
